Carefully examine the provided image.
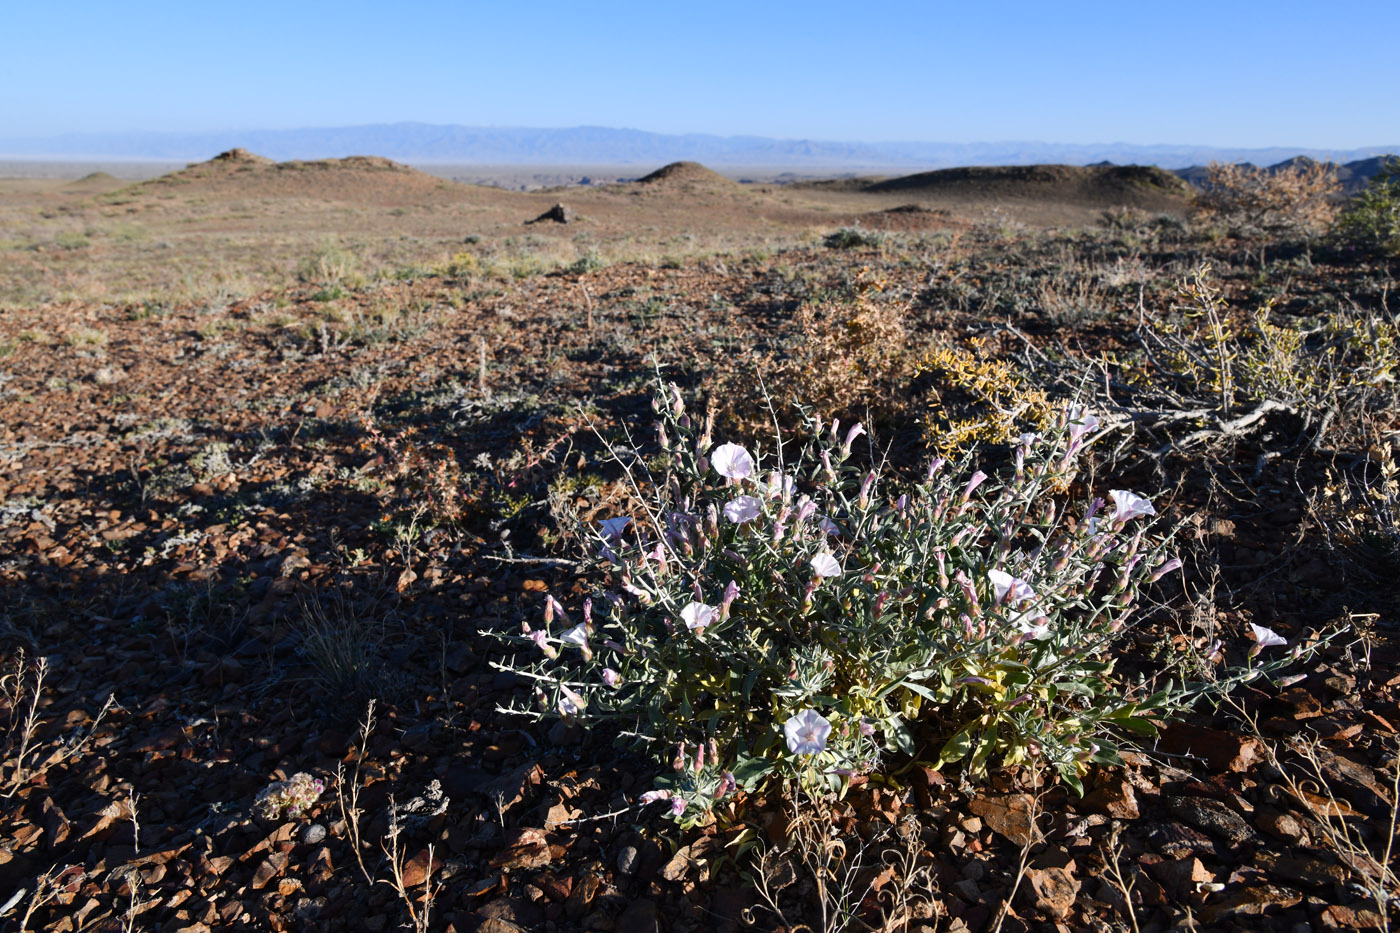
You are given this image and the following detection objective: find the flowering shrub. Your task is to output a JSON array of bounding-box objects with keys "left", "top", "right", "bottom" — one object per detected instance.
[
  {"left": 254, "top": 772, "right": 325, "bottom": 820},
  {"left": 493, "top": 386, "right": 1304, "bottom": 820}
]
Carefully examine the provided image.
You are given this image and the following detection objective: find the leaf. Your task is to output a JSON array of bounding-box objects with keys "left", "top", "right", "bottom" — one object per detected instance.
[
  {"left": 938, "top": 726, "right": 974, "bottom": 766},
  {"left": 969, "top": 723, "right": 999, "bottom": 774},
  {"left": 1112, "top": 716, "right": 1158, "bottom": 736},
  {"left": 729, "top": 755, "right": 774, "bottom": 791},
  {"left": 887, "top": 716, "right": 915, "bottom": 755}
]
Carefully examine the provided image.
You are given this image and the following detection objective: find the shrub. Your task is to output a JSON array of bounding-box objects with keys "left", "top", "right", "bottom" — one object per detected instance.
[
  {"left": 721, "top": 277, "right": 922, "bottom": 433},
  {"left": 1144, "top": 266, "right": 1398, "bottom": 437},
  {"left": 493, "top": 385, "right": 1312, "bottom": 821},
  {"left": 1199, "top": 160, "right": 1339, "bottom": 243},
  {"left": 823, "top": 227, "right": 886, "bottom": 250},
  {"left": 1333, "top": 157, "right": 1400, "bottom": 257}
]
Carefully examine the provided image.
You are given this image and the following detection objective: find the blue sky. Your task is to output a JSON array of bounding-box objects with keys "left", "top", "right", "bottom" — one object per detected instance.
[{"left": 4, "top": 0, "right": 1396, "bottom": 147}]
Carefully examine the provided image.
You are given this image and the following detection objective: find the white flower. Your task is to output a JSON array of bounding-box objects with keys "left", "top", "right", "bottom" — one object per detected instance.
[
  {"left": 558, "top": 686, "right": 586, "bottom": 717},
  {"left": 988, "top": 568, "right": 1035, "bottom": 605},
  {"left": 1068, "top": 406, "right": 1100, "bottom": 439},
  {"left": 723, "top": 494, "right": 763, "bottom": 524},
  {"left": 560, "top": 624, "right": 589, "bottom": 647},
  {"left": 817, "top": 515, "right": 840, "bottom": 536},
  {"left": 784, "top": 708, "right": 832, "bottom": 755},
  {"left": 711, "top": 443, "right": 755, "bottom": 480},
  {"left": 1109, "top": 489, "right": 1156, "bottom": 522},
  {"left": 810, "top": 553, "right": 842, "bottom": 578},
  {"left": 597, "top": 517, "right": 631, "bottom": 540},
  {"left": 1250, "top": 624, "right": 1287, "bottom": 649},
  {"left": 1009, "top": 610, "right": 1051, "bottom": 640},
  {"left": 680, "top": 601, "right": 718, "bottom": 632}
]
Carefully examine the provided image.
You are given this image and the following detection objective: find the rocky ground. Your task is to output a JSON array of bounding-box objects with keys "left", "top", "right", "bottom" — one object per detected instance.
[{"left": 0, "top": 201, "right": 1397, "bottom": 931}]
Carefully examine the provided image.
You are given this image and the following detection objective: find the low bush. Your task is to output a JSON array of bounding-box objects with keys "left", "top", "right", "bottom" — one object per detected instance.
[
  {"left": 1333, "top": 157, "right": 1400, "bottom": 257},
  {"left": 493, "top": 385, "right": 1314, "bottom": 822}
]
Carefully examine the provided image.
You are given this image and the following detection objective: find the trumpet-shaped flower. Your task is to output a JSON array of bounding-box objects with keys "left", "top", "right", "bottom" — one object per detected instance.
[
  {"left": 1068, "top": 406, "right": 1100, "bottom": 440},
  {"left": 711, "top": 443, "right": 754, "bottom": 480},
  {"left": 680, "top": 601, "right": 718, "bottom": 632},
  {"left": 561, "top": 623, "right": 590, "bottom": 648},
  {"left": 1109, "top": 490, "right": 1156, "bottom": 522},
  {"left": 597, "top": 517, "right": 631, "bottom": 540},
  {"left": 1250, "top": 624, "right": 1287, "bottom": 649},
  {"left": 723, "top": 495, "right": 763, "bottom": 524},
  {"left": 810, "top": 553, "right": 842, "bottom": 578},
  {"left": 766, "top": 471, "right": 795, "bottom": 500},
  {"left": 602, "top": 668, "right": 621, "bottom": 688},
  {"left": 784, "top": 708, "right": 832, "bottom": 755},
  {"left": 558, "top": 686, "right": 586, "bottom": 717},
  {"left": 988, "top": 568, "right": 1035, "bottom": 605}
]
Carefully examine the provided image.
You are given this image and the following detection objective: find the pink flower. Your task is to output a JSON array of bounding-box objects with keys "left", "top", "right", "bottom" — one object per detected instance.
[
  {"left": 766, "top": 471, "right": 795, "bottom": 500},
  {"left": 1109, "top": 490, "right": 1156, "bottom": 522},
  {"left": 843, "top": 422, "right": 866, "bottom": 453},
  {"left": 810, "top": 553, "right": 842, "bottom": 578},
  {"left": 680, "top": 601, "right": 717, "bottom": 632},
  {"left": 558, "top": 686, "right": 586, "bottom": 717},
  {"left": 1067, "top": 406, "right": 1100, "bottom": 441},
  {"left": 723, "top": 495, "right": 763, "bottom": 524},
  {"left": 1250, "top": 624, "right": 1287, "bottom": 650},
  {"left": 602, "top": 668, "right": 621, "bottom": 688},
  {"left": 639, "top": 789, "right": 672, "bottom": 805},
  {"left": 711, "top": 443, "right": 754, "bottom": 480},
  {"left": 784, "top": 709, "right": 832, "bottom": 755},
  {"left": 962, "top": 471, "right": 988, "bottom": 500}
]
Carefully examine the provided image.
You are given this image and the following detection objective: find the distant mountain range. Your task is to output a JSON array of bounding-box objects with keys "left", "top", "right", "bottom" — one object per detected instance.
[{"left": 1, "top": 123, "right": 1395, "bottom": 172}]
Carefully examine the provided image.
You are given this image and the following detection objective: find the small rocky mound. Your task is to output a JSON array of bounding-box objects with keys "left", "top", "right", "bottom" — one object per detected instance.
[
  {"left": 210, "top": 148, "right": 273, "bottom": 165},
  {"left": 635, "top": 161, "right": 736, "bottom": 188},
  {"left": 525, "top": 202, "right": 578, "bottom": 224},
  {"left": 64, "top": 172, "right": 124, "bottom": 190},
  {"left": 865, "top": 164, "right": 1193, "bottom": 211}
]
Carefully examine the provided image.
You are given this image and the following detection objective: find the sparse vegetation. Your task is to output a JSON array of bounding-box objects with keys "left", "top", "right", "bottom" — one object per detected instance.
[{"left": 1, "top": 152, "right": 1397, "bottom": 933}]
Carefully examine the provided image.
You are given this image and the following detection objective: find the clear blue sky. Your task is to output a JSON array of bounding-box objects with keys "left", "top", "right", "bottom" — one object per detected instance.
[{"left": 4, "top": 0, "right": 1396, "bottom": 147}]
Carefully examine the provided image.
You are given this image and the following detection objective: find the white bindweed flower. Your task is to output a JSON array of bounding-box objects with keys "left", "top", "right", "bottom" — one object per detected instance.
[
  {"left": 723, "top": 494, "right": 763, "bottom": 524},
  {"left": 784, "top": 708, "right": 832, "bottom": 755},
  {"left": 1250, "top": 623, "right": 1287, "bottom": 649},
  {"left": 1009, "top": 610, "right": 1051, "bottom": 640},
  {"left": 988, "top": 568, "right": 1035, "bottom": 605},
  {"left": 561, "top": 624, "right": 589, "bottom": 647},
  {"left": 711, "top": 443, "right": 755, "bottom": 480},
  {"left": 1109, "top": 489, "right": 1156, "bottom": 522},
  {"left": 810, "top": 553, "right": 842, "bottom": 578},
  {"left": 558, "top": 686, "right": 586, "bottom": 717},
  {"left": 1068, "top": 406, "right": 1100, "bottom": 440},
  {"left": 602, "top": 668, "right": 621, "bottom": 688},
  {"left": 680, "top": 601, "right": 718, "bottom": 632},
  {"left": 597, "top": 517, "right": 631, "bottom": 540}
]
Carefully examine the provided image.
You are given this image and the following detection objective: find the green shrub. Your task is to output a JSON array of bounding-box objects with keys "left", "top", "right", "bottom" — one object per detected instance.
[
  {"left": 1333, "top": 158, "right": 1400, "bottom": 256},
  {"left": 493, "top": 385, "right": 1315, "bottom": 822}
]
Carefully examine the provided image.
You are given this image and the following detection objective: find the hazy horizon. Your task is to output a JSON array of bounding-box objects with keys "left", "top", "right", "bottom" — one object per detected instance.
[{"left": 4, "top": 1, "right": 1397, "bottom": 150}]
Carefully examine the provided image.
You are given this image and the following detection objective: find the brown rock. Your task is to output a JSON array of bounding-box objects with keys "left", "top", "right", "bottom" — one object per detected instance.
[
  {"left": 968, "top": 793, "right": 1036, "bottom": 847},
  {"left": 1168, "top": 797, "right": 1257, "bottom": 847},
  {"left": 401, "top": 847, "right": 442, "bottom": 889},
  {"left": 1158, "top": 721, "right": 1260, "bottom": 771},
  {"left": 1198, "top": 884, "right": 1300, "bottom": 923},
  {"left": 1254, "top": 807, "right": 1310, "bottom": 845},
  {"left": 42, "top": 797, "right": 72, "bottom": 848},
  {"left": 1255, "top": 851, "right": 1350, "bottom": 889},
  {"left": 565, "top": 871, "right": 601, "bottom": 919},
  {"left": 1081, "top": 777, "right": 1139, "bottom": 819},
  {"left": 251, "top": 851, "right": 288, "bottom": 890},
  {"left": 1145, "top": 857, "right": 1212, "bottom": 896},
  {"left": 490, "top": 828, "right": 552, "bottom": 871},
  {"left": 1023, "top": 866, "right": 1079, "bottom": 920}
]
